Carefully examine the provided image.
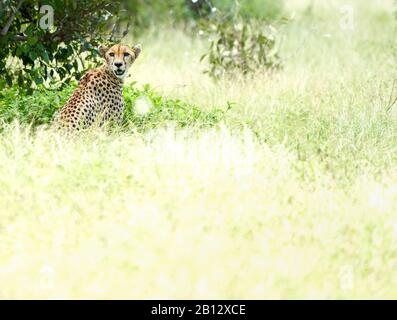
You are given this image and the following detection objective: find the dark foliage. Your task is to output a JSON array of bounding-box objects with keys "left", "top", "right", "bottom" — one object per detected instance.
[{"left": 0, "top": 0, "right": 120, "bottom": 91}]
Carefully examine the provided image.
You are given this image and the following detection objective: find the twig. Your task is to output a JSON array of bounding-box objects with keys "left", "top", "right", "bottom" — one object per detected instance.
[
  {"left": 121, "top": 21, "right": 130, "bottom": 39},
  {"left": 14, "top": 34, "right": 27, "bottom": 41},
  {"left": 386, "top": 80, "right": 397, "bottom": 112},
  {"left": 0, "top": 0, "right": 25, "bottom": 36},
  {"left": 109, "top": 23, "right": 117, "bottom": 41}
]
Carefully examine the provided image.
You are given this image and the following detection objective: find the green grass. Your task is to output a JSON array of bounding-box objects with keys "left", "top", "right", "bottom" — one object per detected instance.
[
  {"left": 1, "top": 0, "right": 397, "bottom": 299},
  {"left": 0, "top": 83, "right": 228, "bottom": 130}
]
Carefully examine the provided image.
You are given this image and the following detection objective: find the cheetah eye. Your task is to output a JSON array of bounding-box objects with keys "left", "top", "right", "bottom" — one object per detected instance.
[
  {"left": 124, "top": 52, "right": 130, "bottom": 57},
  {"left": 109, "top": 52, "right": 115, "bottom": 57}
]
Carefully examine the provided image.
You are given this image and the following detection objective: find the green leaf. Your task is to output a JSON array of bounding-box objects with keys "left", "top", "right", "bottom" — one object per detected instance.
[
  {"left": 18, "top": 73, "right": 24, "bottom": 87},
  {"left": 27, "top": 36, "right": 38, "bottom": 45},
  {"left": 5, "top": 74, "right": 13, "bottom": 86},
  {"left": 16, "top": 46, "right": 24, "bottom": 57},
  {"left": 41, "top": 51, "right": 50, "bottom": 64},
  {"left": 34, "top": 77, "right": 43, "bottom": 85},
  {"left": 29, "top": 51, "right": 37, "bottom": 60}
]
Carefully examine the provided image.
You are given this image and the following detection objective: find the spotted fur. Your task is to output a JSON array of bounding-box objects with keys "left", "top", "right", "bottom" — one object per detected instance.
[{"left": 55, "top": 43, "right": 141, "bottom": 130}]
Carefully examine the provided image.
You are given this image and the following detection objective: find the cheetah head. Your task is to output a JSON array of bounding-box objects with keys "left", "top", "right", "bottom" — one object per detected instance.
[{"left": 99, "top": 43, "right": 141, "bottom": 80}]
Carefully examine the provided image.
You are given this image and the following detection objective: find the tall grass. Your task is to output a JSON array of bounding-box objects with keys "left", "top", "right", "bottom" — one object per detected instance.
[{"left": 1, "top": 0, "right": 397, "bottom": 298}]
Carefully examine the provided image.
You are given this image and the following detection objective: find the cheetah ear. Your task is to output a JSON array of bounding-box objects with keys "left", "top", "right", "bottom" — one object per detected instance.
[
  {"left": 133, "top": 44, "right": 141, "bottom": 59},
  {"left": 98, "top": 45, "right": 109, "bottom": 58}
]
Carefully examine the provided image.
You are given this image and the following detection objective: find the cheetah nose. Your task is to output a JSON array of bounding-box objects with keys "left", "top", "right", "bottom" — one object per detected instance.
[{"left": 114, "top": 62, "right": 123, "bottom": 68}]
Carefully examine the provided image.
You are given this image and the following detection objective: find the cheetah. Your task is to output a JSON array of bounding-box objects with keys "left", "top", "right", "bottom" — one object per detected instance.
[{"left": 55, "top": 43, "right": 141, "bottom": 130}]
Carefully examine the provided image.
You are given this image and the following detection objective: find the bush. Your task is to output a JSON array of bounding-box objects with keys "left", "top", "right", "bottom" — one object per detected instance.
[
  {"left": 214, "top": 0, "right": 284, "bottom": 21},
  {"left": 0, "top": 0, "right": 121, "bottom": 91},
  {"left": 123, "top": 84, "right": 231, "bottom": 131},
  {"left": 116, "top": 0, "right": 284, "bottom": 33},
  {"left": 0, "top": 85, "right": 73, "bottom": 127},
  {"left": 200, "top": 14, "right": 282, "bottom": 79},
  {"left": 182, "top": 0, "right": 283, "bottom": 21},
  {"left": 0, "top": 83, "right": 230, "bottom": 131},
  {"left": 118, "top": 0, "right": 189, "bottom": 31}
]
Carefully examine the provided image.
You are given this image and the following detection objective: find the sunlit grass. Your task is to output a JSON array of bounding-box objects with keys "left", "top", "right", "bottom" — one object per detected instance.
[
  {"left": 1, "top": 0, "right": 397, "bottom": 299},
  {"left": 0, "top": 124, "right": 397, "bottom": 299}
]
